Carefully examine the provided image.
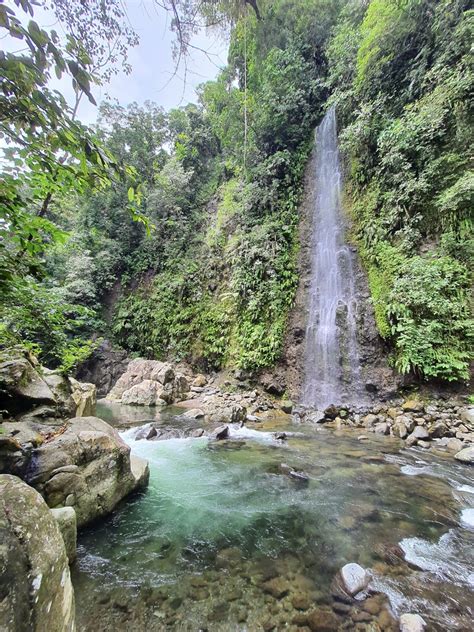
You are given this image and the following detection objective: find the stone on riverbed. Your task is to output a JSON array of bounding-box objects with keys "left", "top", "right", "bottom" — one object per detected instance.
[
  {"left": 0, "top": 474, "right": 75, "bottom": 632},
  {"left": 454, "top": 446, "right": 474, "bottom": 464},
  {"left": 399, "top": 613, "right": 426, "bottom": 631},
  {"left": 339, "top": 563, "right": 370, "bottom": 596}
]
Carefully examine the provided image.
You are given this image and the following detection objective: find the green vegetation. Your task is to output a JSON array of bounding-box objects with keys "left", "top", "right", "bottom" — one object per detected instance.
[{"left": 1, "top": 0, "right": 472, "bottom": 382}]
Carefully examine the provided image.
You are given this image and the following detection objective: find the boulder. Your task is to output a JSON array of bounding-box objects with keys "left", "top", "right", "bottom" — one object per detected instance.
[
  {"left": 454, "top": 446, "right": 474, "bottom": 464},
  {"left": 399, "top": 613, "right": 426, "bottom": 632},
  {"left": 446, "top": 437, "right": 463, "bottom": 452},
  {"left": 26, "top": 416, "right": 149, "bottom": 527},
  {"left": 179, "top": 408, "right": 205, "bottom": 420},
  {"left": 69, "top": 377, "right": 96, "bottom": 417},
  {"left": 0, "top": 474, "right": 75, "bottom": 632},
  {"left": 460, "top": 407, "right": 474, "bottom": 428},
  {"left": 406, "top": 426, "right": 429, "bottom": 447},
  {"left": 339, "top": 563, "right": 370, "bottom": 596},
  {"left": 0, "top": 351, "right": 74, "bottom": 417},
  {"left": 211, "top": 425, "right": 229, "bottom": 440},
  {"left": 193, "top": 374, "right": 208, "bottom": 387},
  {"left": 121, "top": 380, "right": 162, "bottom": 406},
  {"left": 324, "top": 404, "right": 339, "bottom": 419},
  {"left": 402, "top": 400, "right": 424, "bottom": 413},
  {"left": 50, "top": 507, "right": 77, "bottom": 563},
  {"left": 428, "top": 421, "right": 448, "bottom": 439},
  {"left": 280, "top": 400, "right": 293, "bottom": 414}
]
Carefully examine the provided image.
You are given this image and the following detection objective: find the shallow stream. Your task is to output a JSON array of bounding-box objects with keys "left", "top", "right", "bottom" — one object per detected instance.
[{"left": 72, "top": 403, "right": 474, "bottom": 631}]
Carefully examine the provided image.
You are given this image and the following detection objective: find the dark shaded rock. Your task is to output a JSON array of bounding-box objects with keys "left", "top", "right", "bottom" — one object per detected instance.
[
  {"left": 211, "top": 425, "right": 229, "bottom": 440},
  {"left": 324, "top": 405, "right": 339, "bottom": 419},
  {"left": 307, "top": 608, "right": 339, "bottom": 631},
  {"left": 262, "top": 577, "right": 290, "bottom": 599},
  {"left": 0, "top": 475, "right": 75, "bottom": 632}
]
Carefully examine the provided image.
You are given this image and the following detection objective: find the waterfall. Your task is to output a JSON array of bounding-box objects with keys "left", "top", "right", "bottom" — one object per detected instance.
[{"left": 303, "top": 106, "right": 364, "bottom": 409}]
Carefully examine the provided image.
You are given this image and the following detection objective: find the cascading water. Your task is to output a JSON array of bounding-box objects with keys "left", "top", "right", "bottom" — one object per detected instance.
[{"left": 303, "top": 106, "right": 364, "bottom": 409}]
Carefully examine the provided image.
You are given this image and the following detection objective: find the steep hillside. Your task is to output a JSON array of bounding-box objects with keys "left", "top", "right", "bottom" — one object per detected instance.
[{"left": 2, "top": 0, "right": 472, "bottom": 389}]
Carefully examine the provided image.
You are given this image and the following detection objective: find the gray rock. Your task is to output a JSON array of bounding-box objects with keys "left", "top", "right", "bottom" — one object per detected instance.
[
  {"left": 179, "top": 408, "right": 205, "bottom": 419},
  {"left": 362, "top": 414, "right": 378, "bottom": 428},
  {"left": 121, "top": 379, "right": 162, "bottom": 406},
  {"left": 50, "top": 506, "right": 77, "bottom": 563},
  {"left": 280, "top": 400, "right": 293, "bottom": 414},
  {"left": 428, "top": 421, "right": 447, "bottom": 438},
  {"left": 460, "top": 407, "right": 474, "bottom": 427},
  {"left": 27, "top": 416, "right": 149, "bottom": 527},
  {"left": 0, "top": 474, "right": 75, "bottom": 632},
  {"left": 454, "top": 446, "right": 474, "bottom": 464},
  {"left": 374, "top": 422, "right": 389, "bottom": 435},
  {"left": 399, "top": 613, "right": 426, "bottom": 632},
  {"left": 69, "top": 377, "right": 96, "bottom": 417},
  {"left": 446, "top": 437, "right": 463, "bottom": 452},
  {"left": 339, "top": 563, "right": 370, "bottom": 596},
  {"left": 402, "top": 400, "right": 424, "bottom": 413},
  {"left": 406, "top": 426, "right": 429, "bottom": 446},
  {"left": 211, "top": 425, "right": 229, "bottom": 440}
]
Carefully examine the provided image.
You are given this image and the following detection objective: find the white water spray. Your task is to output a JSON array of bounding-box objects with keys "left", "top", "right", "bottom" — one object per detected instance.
[{"left": 303, "top": 106, "right": 364, "bottom": 408}]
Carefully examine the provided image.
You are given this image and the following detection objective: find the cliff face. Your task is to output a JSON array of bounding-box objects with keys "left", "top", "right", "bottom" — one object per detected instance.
[{"left": 273, "top": 139, "right": 399, "bottom": 405}]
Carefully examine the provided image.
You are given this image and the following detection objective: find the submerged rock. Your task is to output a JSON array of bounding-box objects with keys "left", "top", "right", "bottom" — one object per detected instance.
[
  {"left": 0, "top": 474, "right": 75, "bottom": 632},
  {"left": 399, "top": 613, "right": 426, "bottom": 632}
]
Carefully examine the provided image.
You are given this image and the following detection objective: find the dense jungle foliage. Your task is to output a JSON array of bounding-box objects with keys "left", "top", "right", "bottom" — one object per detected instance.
[{"left": 1, "top": 0, "right": 473, "bottom": 382}]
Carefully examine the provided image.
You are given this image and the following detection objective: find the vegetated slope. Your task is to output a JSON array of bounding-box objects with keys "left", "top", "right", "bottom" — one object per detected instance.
[{"left": 6, "top": 0, "right": 472, "bottom": 385}]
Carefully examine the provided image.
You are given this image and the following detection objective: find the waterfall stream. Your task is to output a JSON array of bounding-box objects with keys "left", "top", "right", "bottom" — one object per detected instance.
[{"left": 303, "top": 106, "right": 364, "bottom": 409}]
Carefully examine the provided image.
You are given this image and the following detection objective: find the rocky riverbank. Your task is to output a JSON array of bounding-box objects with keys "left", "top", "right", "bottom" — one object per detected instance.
[
  {"left": 0, "top": 349, "right": 151, "bottom": 631},
  {"left": 299, "top": 399, "right": 474, "bottom": 463}
]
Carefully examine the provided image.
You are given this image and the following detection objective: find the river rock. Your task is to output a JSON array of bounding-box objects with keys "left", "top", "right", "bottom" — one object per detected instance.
[
  {"left": 339, "top": 563, "right": 370, "bottom": 596},
  {"left": 446, "top": 437, "right": 463, "bottom": 452},
  {"left": 399, "top": 613, "right": 426, "bottom": 631},
  {"left": 428, "top": 421, "right": 447, "bottom": 438},
  {"left": 193, "top": 374, "right": 207, "bottom": 387},
  {"left": 406, "top": 426, "right": 429, "bottom": 446},
  {"left": 0, "top": 474, "right": 75, "bottom": 632},
  {"left": 280, "top": 400, "right": 293, "bottom": 414},
  {"left": 454, "top": 446, "right": 474, "bottom": 464},
  {"left": 402, "top": 400, "right": 424, "bottom": 413},
  {"left": 306, "top": 608, "right": 339, "bottom": 631},
  {"left": 460, "top": 407, "right": 474, "bottom": 427},
  {"left": 211, "top": 425, "right": 229, "bottom": 440},
  {"left": 121, "top": 379, "right": 162, "bottom": 406},
  {"left": 26, "top": 416, "right": 149, "bottom": 527},
  {"left": 70, "top": 377, "right": 96, "bottom": 417},
  {"left": 50, "top": 506, "right": 77, "bottom": 563}
]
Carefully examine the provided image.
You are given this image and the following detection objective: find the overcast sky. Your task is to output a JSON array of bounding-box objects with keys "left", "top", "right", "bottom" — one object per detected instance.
[{"left": 5, "top": 0, "right": 229, "bottom": 124}]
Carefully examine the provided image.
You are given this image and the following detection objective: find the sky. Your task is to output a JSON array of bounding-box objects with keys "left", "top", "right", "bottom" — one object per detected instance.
[{"left": 4, "top": 0, "right": 229, "bottom": 125}]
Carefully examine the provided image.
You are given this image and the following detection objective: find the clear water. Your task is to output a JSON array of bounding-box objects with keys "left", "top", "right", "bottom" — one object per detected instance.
[
  {"left": 303, "top": 106, "right": 364, "bottom": 409},
  {"left": 72, "top": 406, "right": 474, "bottom": 631}
]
